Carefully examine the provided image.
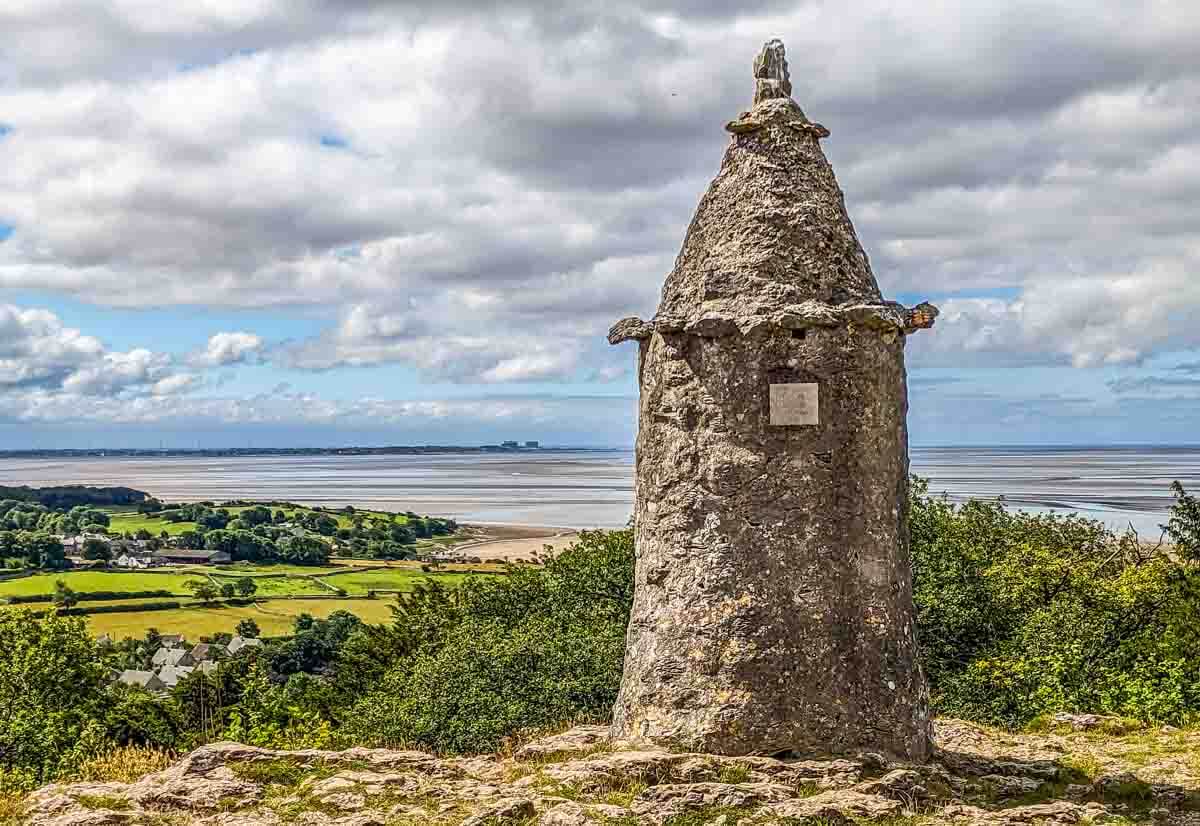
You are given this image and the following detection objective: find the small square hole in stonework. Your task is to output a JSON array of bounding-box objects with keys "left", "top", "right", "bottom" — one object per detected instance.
[{"left": 791, "top": 329, "right": 807, "bottom": 340}]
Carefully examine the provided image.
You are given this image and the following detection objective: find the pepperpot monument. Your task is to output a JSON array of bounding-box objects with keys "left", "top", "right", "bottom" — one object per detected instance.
[{"left": 608, "top": 39, "right": 938, "bottom": 760}]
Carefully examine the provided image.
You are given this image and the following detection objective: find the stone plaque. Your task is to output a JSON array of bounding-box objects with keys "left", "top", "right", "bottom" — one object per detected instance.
[{"left": 769, "top": 383, "right": 819, "bottom": 426}]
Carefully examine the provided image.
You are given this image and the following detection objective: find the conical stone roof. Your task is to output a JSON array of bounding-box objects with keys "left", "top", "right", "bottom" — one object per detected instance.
[{"left": 610, "top": 39, "right": 935, "bottom": 345}]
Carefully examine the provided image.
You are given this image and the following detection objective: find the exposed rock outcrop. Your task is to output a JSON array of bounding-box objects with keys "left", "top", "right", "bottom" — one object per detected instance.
[{"left": 19, "top": 720, "right": 1200, "bottom": 825}]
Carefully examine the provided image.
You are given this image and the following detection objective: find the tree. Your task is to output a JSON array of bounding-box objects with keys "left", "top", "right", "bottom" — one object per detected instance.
[
  {"left": 81, "top": 537, "right": 112, "bottom": 561},
  {"left": 0, "top": 611, "right": 109, "bottom": 781},
  {"left": 240, "top": 506, "right": 273, "bottom": 527},
  {"left": 1163, "top": 481, "right": 1200, "bottom": 561},
  {"left": 236, "top": 577, "right": 258, "bottom": 598},
  {"left": 220, "top": 582, "right": 236, "bottom": 599},
  {"left": 279, "top": 535, "right": 330, "bottom": 566},
  {"left": 20, "top": 532, "right": 65, "bottom": 568},
  {"left": 177, "top": 531, "right": 205, "bottom": 550},
  {"left": 52, "top": 579, "right": 79, "bottom": 611},
  {"left": 236, "top": 619, "right": 260, "bottom": 639},
  {"left": 186, "top": 579, "right": 220, "bottom": 604}
]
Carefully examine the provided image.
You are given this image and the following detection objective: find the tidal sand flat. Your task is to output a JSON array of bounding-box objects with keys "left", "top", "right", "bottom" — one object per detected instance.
[{"left": 1, "top": 446, "right": 1198, "bottom": 536}]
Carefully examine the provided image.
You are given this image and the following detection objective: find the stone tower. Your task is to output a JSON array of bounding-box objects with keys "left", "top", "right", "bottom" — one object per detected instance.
[{"left": 608, "top": 39, "right": 938, "bottom": 760}]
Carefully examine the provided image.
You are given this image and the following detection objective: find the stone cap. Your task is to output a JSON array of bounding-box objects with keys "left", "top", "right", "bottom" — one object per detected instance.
[{"left": 608, "top": 301, "right": 938, "bottom": 345}]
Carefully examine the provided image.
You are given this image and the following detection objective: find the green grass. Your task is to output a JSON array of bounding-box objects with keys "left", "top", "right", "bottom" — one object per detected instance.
[
  {"left": 210, "top": 574, "right": 326, "bottom": 596},
  {"left": 0, "top": 570, "right": 200, "bottom": 597},
  {"left": 81, "top": 597, "right": 398, "bottom": 638},
  {"left": 319, "top": 568, "right": 473, "bottom": 595},
  {"left": 71, "top": 793, "right": 130, "bottom": 811},
  {"left": 106, "top": 512, "right": 196, "bottom": 536}
]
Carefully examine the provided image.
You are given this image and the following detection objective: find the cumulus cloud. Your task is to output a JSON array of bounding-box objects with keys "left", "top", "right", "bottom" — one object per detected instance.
[
  {"left": 907, "top": 251, "right": 1200, "bottom": 368},
  {"left": 0, "top": 0, "right": 1198, "bottom": 399},
  {"left": 0, "top": 303, "right": 212, "bottom": 405},
  {"left": 189, "top": 331, "right": 265, "bottom": 367},
  {"left": 0, "top": 303, "right": 195, "bottom": 396}
]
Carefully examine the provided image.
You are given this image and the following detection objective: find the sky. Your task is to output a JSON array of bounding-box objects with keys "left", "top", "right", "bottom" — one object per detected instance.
[{"left": 1, "top": 1, "right": 1199, "bottom": 449}]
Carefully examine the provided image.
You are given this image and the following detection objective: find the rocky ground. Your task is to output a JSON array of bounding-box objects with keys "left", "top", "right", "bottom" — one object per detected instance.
[{"left": 15, "top": 716, "right": 1200, "bottom": 825}]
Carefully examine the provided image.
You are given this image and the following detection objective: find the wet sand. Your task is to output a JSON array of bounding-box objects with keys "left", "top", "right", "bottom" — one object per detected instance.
[{"left": 453, "top": 524, "right": 579, "bottom": 561}]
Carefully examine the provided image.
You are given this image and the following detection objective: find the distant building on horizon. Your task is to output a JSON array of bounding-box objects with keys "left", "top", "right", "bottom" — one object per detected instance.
[
  {"left": 525, "top": 441, "right": 539, "bottom": 448},
  {"left": 501, "top": 440, "right": 519, "bottom": 448}
]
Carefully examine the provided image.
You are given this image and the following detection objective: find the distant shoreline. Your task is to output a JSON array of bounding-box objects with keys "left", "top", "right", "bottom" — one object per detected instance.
[{"left": 0, "top": 446, "right": 624, "bottom": 459}]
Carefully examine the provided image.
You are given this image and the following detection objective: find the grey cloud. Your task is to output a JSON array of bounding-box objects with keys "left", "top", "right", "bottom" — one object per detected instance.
[{"left": 0, "top": 0, "right": 1199, "bottom": 382}]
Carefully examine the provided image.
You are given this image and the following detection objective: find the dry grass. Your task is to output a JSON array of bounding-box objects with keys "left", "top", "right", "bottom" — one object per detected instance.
[
  {"left": 0, "top": 792, "right": 26, "bottom": 824},
  {"left": 73, "top": 746, "right": 175, "bottom": 784}
]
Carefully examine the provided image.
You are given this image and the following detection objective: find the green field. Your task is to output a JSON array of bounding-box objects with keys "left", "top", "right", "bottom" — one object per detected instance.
[
  {"left": 78, "top": 598, "right": 398, "bottom": 638},
  {"left": 210, "top": 573, "right": 326, "bottom": 596},
  {"left": 106, "top": 512, "right": 196, "bottom": 536},
  {"left": 0, "top": 570, "right": 201, "bottom": 597},
  {"left": 320, "top": 568, "right": 472, "bottom": 595}
]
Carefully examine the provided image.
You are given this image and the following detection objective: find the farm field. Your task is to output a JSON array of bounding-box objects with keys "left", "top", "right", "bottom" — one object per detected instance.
[
  {"left": 209, "top": 573, "right": 327, "bottom": 596},
  {"left": 81, "top": 597, "right": 398, "bottom": 638},
  {"left": 106, "top": 512, "right": 195, "bottom": 536},
  {"left": 320, "top": 568, "right": 473, "bottom": 595},
  {"left": 0, "top": 570, "right": 200, "bottom": 597}
]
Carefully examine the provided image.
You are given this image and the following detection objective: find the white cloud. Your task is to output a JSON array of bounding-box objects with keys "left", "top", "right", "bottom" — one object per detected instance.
[
  {"left": 0, "top": 302, "right": 213, "bottom": 403},
  {"left": 189, "top": 331, "right": 265, "bottom": 367},
  {"left": 908, "top": 252, "right": 1200, "bottom": 368},
  {"left": 0, "top": 0, "right": 1198, "bottom": 391}
]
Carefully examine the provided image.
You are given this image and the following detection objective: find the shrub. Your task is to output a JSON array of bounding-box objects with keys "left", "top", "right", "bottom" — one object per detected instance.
[
  {"left": 7, "top": 589, "right": 173, "bottom": 604},
  {"left": 38, "top": 600, "right": 182, "bottom": 617},
  {"left": 343, "top": 529, "right": 633, "bottom": 753},
  {"left": 911, "top": 478, "right": 1200, "bottom": 728}
]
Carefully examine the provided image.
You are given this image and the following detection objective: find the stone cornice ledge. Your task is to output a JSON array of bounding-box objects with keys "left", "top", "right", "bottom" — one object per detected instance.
[{"left": 608, "top": 301, "right": 939, "bottom": 345}]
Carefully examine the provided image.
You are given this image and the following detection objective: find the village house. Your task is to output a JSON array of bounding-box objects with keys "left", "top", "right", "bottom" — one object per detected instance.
[
  {"left": 189, "top": 642, "right": 226, "bottom": 662},
  {"left": 116, "top": 670, "right": 166, "bottom": 692},
  {"left": 155, "top": 663, "right": 193, "bottom": 689},
  {"left": 112, "top": 638, "right": 227, "bottom": 694},
  {"left": 226, "top": 635, "right": 263, "bottom": 655},
  {"left": 151, "top": 647, "right": 194, "bottom": 668},
  {"left": 114, "top": 553, "right": 157, "bottom": 569}
]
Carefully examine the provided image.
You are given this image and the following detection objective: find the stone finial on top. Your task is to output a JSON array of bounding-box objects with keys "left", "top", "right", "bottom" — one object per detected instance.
[{"left": 753, "top": 39, "right": 791, "bottom": 105}]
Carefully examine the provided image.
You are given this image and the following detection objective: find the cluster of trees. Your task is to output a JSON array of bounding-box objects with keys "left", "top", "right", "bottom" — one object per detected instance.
[
  {"left": 1, "top": 502, "right": 108, "bottom": 535},
  {"left": 2, "top": 497, "right": 459, "bottom": 572},
  {"left": 0, "top": 529, "right": 67, "bottom": 569},
  {"left": 0, "top": 608, "right": 358, "bottom": 787},
  {"left": 0, "top": 485, "right": 148, "bottom": 509}
]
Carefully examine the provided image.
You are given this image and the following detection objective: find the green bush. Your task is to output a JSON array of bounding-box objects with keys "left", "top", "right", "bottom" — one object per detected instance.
[
  {"left": 7, "top": 589, "right": 173, "bottom": 604},
  {"left": 0, "top": 611, "right": 110, "bottom": 782},
  {"left": 343, "top": 529, "right": 633, "bottom": 753},
  {"left": 911, "top": 478, "right": 1200, "bottom": 728},
  {"left": 30, "top": 601, "right": 182, "bottom": 617}
]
